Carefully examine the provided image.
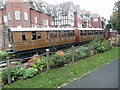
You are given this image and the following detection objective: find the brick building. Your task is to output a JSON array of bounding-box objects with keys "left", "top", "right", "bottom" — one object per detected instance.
[{"left": 0, "top": 0, "right": 106, "bottom": 50}]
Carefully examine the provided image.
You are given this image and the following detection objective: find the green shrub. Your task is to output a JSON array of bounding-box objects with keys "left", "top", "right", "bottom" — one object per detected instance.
[
  {"left": 11, "top": 67, "right": 24, "bottom": 81},
  {"left": 50, "top": 54, "right": 66, "bottom": 68},
  {"left": 23, "top": 68, "right": 38, "bottom": 79},
  {"left": 2, "top": 67, "right": 25, "bottom": 84},
  {"left": 31, "top": 56, "right": 47, "bottom": 71},
  {"left": 96, "top": 45, "right": 112, "bottom": 53},
  {"left": 0, "top": 51, "right": 10, "bottom": 61},
  {"left": 74, "top": 46, "right": 88, "bottom": 60},
  {"left": 2, "top": 70, "right": 8, "bottom": 84},
  {"left": 75, "top": 51, "right": 88, "bottom": 60}
]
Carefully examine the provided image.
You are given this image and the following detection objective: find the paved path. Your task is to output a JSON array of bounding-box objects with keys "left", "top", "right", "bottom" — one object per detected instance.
[{"left": 62, "top": 59, "right": 118, "bottom": 88}]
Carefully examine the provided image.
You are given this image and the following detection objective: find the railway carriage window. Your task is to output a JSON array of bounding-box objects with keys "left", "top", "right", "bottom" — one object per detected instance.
[
  {"left": 22, "top": 34, "right": 27, "bottom": 41},
  {"left": 82, "top": 31, "right": 85, "bottom": 36},
  {"left": 69, "top": 31, "right": 73, "bottom": 37},
  {"left": 64, "top": 31, "right": 67, "bottom": 37},
  {"left": 50, "top": 31, "right": 57, "bottom": 38},
  {"left": 67, "top": 31, "right": 70, "bottom": 37},
  {"left": 46, "top": 32, "right": 49, "bottom": 39},
  {"left": 97, "top": 31, "right": 98, "bottom": 35},
  {"left": 94, "top": 30, "right": 96, "bottom": 35},
  {"left": 73, "top": 31, "right": 75, "bottom": 36},
  {"left": 81, "top": 31, "right": 83, "bottom": 36},
  {"left": 58, "top": 31, "right": 61, "bottom": 37},
  {"left": 37, "top": 34, "right": 41, "bottom": 39},
  {"left": 61, "top": 31, "right": 64, "bottom": 37},
  {"left": 92, "top": 31, "right": 94, "bottom": 35},
  {"left": 84, "top": 30, "right": 87, "bottom": 35},
  {"left": 91, "top": 31, "right": 93, "bottom": 35},
  {"left": 95, "top": 31, "right": 97, "bottom": 35},
  {"left": 88, "top": 30, "right": 90, "bottom": 35},
  {"left": 32, "top": 31, "right": 37, "bottom": 40}
]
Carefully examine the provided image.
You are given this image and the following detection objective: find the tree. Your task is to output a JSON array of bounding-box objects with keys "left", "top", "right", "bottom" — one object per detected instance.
[{"left": 109, "top": 0, "right": 120, "bottom": 32}]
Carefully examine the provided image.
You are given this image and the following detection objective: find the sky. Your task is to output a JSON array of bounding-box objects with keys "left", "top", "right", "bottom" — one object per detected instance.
[{"left": 42, "top": 0, "right": 117, "bottom": 21}]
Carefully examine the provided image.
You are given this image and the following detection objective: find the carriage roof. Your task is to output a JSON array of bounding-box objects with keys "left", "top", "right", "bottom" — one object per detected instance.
[
  {"left": 77, "top": 28, "right": 103, "bottom": 30},
  {"left": 8, "top": 27, "right": 104, "bottom": 32},
  {"left": 8, "top": 28, "right": 75, "bottom": 32}
]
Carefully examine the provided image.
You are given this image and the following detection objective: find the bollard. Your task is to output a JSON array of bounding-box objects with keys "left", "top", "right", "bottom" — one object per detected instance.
[
  {"left": 46, "top": 49, "right": 50, "bottom": 71},
  {"left": 6, "top": 60, "right": 11, "bottom": 84},
  {"left": 72, "top": 45, "right": 75, "bottom": 62}
]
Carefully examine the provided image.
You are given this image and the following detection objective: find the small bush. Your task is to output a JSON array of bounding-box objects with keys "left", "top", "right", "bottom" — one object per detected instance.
[
  {"left": 28, "top": 56, "right": 47, "bottom": 71},
  {"left": 50, "top": 51, "right": 67, "bottom": 68},
  {"left": 23, "top": 68, "right": 38, "bottom": 79},
  {"left": 2, "top": 70, "right": 8, "bottom": 84},
  {"left": 0, "top": 51, "right": 10, "bottom": 61},
  {"left": 96, "top": 45, "right": 112, "bottom": 53},
  {"left": 11, "top": 67, "right": 24, "bottom": 81},
  {"left": 2, "top": 66, "right": 25, "bottom": 84}
]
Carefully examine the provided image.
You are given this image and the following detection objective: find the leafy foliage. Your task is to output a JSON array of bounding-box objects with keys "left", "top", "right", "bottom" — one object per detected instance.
[
  {"left": 109, "top": 0, "right": 120, "bottom": 32},
  {"left": 0, "top": 51, "right": 10, "bottom": 61},
  {"left": 75, "top": 46, "right": 88, "bottom": 60},
  {"left": 28, "top": 56, "right": 47, "bottom": 71},
  {"left": 2, "top": 70, "right": 8, "bottom": 84},
  {"left": 2, "top": 66, "right": 25, "bottom": 84},
  {"left": 50, "top": 51, "right": 67, "bottom": 68},
  {"left": 23, "top": 68, "right": 38, "bottom": 79}
]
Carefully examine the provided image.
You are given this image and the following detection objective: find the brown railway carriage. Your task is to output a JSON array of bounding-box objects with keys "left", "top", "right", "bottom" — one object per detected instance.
[
  {"left": 8, "top": 28, "right": 76, "bottom": 52},
  {"left": 8, "top": 27, "right": 104, "bottom": 54},
  {"left": 75, "top": 28, "right": 104, "bottom": 43}
]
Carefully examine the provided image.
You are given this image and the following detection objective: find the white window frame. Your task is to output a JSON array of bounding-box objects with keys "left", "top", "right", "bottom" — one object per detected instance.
[
  {"left": 24, "top": 12, "right": 28, "bottom": 21},
  {"left": 34, "top": 17, "right": 38, "bottom": 24},
  {"left": 15, "top": 11, "right": 20, "bottom": 20},
  {"left": 4, "top": 15, "right": 8, "bottom": 25},
  {"left": 8, "top": 11, "right": 11, "bottom": 20},
  {"left": 51, "top": 21, "right": 54, "bottom": 26},
  {"left": 93, "top": 18, "right": 98, "bottom": 21},
  {"left": 43, "top": 19, "right": 48, "bottom": 25}
]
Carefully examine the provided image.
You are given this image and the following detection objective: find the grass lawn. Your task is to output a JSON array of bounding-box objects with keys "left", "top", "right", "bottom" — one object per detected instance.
[{"left": 3, "top": 47, "right": 120, "bottom": 88}]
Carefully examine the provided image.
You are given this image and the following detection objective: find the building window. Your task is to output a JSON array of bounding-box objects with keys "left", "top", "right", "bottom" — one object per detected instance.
[
  {"left": 51, "top": 21, "right": 54, "bottom": 26},
  {"left": 24, "top": 12, "right": 28, "bottom": 21},
  {"left": 15, "top": 11, "right": 20, "bottom": 20},
  {"left": 3, "top": 16, "right": 8, "bottom": 25},
  {"left": 56, "top": 7, "right": 62, "bottom": 16},
  {"left": 8, "top": 11, "right": 11, "bottom": 20},
  {"left": 42, "top": 5, "right": 47, "bottom": 14},
  {"left": 93, "top": 18, "right": 98, "bottom": 21},
  {"left": 34, "top": 17, "right": 38, "bottom": 24},
  {"left": 43, "top": 19, "right": 48, "bottom": 25}
]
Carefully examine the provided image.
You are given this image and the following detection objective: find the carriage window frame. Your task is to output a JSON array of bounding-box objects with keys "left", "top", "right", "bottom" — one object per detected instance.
[
  {"left": 32, "top": 31, "right": 37, "bottom": 40},
  {"left": 67, "top": 31, "right": 70, "bottom": 37},
  {"left": 81, "top": 30, "right": 83, "bottom": 36},
  {"left": 50, "top": 31, "right": 57, "bottom": 38},
  {"left": 22, "top": 32, "right": 27, "bottom": 41},
  {"left": 22, "top": 34, "right": 27, "bottom": 41},
  {"left": 46, "top": 31, "right": 49, "bottom": 39},
  {"left": 37, "top": 33, "right": 42, "bottom": 40},
  {"left": 61, "top": 31, "right": 64, "bottom": 38}
]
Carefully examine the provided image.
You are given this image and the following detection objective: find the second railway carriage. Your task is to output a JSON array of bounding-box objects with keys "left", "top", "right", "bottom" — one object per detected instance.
[
  {"left": 75, "top": 28, "right": 104, "bottom": 43},
  {"left": 7, "top": 27, "right": 104, "bottom": 54}
]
